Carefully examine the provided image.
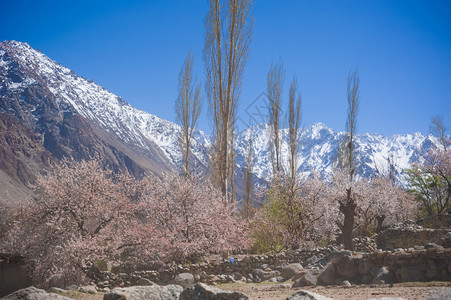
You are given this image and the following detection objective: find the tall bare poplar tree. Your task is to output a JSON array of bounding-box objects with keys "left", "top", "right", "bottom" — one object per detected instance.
[
  {"left": 336, "top": 68, "right": 360, "bottom": 250},
  {"left": 204, "top": 0, "right": 253, "bottom": 202},
  {"left": 287, "top": 76, "right": 302, "bottom": 186},
  {"left": 345, "top": 68, "right": 360, "bottom": 181},
  {"left": 175, "top": 53, "right": 202, "bottom": 176},
  {"left": 267, "top": 60, "right": 285, "bottom": 176},
  {"left": 243, "top": 129, "right": 255, "bottom": 220}
]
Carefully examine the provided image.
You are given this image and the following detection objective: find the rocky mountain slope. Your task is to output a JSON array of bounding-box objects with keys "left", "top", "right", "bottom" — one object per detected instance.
[
  {"left": 0, "top": 40, "right": 442, "bottom": 202},
  {"left": 0, "top": 113, "right": 52, "bottom": 203},
  {"left": 0, "top": 41, "right": 176, "bottom": 180}
]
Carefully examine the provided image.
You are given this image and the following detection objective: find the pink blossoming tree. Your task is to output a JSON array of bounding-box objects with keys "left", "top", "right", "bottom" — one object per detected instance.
[
  {"left": 144, "top": 174, "right": 250, "bottom": 262},
  {"left": 5, "top": 158, "right": 249, "bottom": 287},
  {"left": 252, "top": 171, "right": 415, "bottom": 253}
]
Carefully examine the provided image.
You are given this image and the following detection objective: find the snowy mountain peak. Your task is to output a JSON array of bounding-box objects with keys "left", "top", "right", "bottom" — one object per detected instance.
[
  {"left": 1, "top": 40, "right": 211, "bottom": 170},
  {"left": 305, "top": 122, "right": 335, "bottom": 139},
  {"left": 0, "top": 40, "right": 443, "bottom": 189}
]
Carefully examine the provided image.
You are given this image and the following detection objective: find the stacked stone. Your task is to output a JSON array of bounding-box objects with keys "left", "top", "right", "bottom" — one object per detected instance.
[
  {"left": 352, "top": 237, "right": 377, "bottom": 252},
  {"left": 96, "top": 247, "right": 451, "bottom": 289},
  {"left": 376, "top": 220, "right": 450, "bottom": 249}
]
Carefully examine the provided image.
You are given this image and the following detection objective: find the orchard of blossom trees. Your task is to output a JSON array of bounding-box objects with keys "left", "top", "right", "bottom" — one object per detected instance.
[
  {"left": 250, "top": 145, "right": 450, "bottom": 254},
  {"left": 1, "top": 146, "right": 450, "bottom": 287},
  {"left": 251, "top": 171, "right": 416, "bottom": 253},
  {"left": 1, "top": 159, "right": 249, "bottom": 288}
]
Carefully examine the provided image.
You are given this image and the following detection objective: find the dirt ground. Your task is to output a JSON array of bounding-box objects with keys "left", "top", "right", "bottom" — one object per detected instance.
[
  {"left": 56, "top": 281, "right": 451, "bottom": 300},
  {"left": 217, "top": 281, "right": 451, "bottom": 300}
]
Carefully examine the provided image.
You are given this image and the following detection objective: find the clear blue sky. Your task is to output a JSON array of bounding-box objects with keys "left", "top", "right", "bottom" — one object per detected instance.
[{"left": 1, "top": 0, "right": 450, "bottom": 136}]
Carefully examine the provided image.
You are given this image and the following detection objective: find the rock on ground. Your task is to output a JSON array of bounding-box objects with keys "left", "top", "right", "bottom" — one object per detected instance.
[
  {"left": 174, "top": 273, "right": 195, "bottom": 288},
  {"left": 293, "top": 271, "right": 318, "bottom": 287},
  {"left": 336, "top": 255, "right": 357, "bottom": 278},
  {"left": 318, "top": 263, "right": 336, "bottom": 285},
  {"left": 286, "top": 290, "right": 333, "bottom": 300},
  {"left": 371, "top": 267, "right": 395, "bottom": 284},
  {"left": 103, "top": 284, "right": 183, "bottom": 300},
  {"left": 252, "top": 269, "right": 278, "bottom": 282},
  {"left": 2, "top": 286, "right": 73, "bottom": 300},
  {"left": 179, "top": 283, "right": 249, "bottom": 300},
  {"left": 281, "top": 263, "right": 304, "bottom": 281},
  {"left": 428, "top": 287, "right": 451, "bottom": 300},
  {"left": 358, "top": 261, "right": 373, "bottom": 275},
  {"left": 78, "top": 285, "right": 97, "bottom": 294}
]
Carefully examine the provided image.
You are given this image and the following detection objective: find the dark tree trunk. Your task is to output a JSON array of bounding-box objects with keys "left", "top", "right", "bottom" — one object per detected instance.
[
  {"left": 339, "top": 188, "right": 357, "bottom": 251},
  {"left": 376, "top": 215, "right": 386, "bottom": 233}
]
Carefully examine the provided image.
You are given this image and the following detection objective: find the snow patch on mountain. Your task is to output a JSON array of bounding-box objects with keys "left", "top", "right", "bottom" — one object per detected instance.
[
  {"left": 1, "top": 41, "right": 210, "bottom": 169},
  {"left": 1, "top": 40, "right": 443, "bottom": 184}
]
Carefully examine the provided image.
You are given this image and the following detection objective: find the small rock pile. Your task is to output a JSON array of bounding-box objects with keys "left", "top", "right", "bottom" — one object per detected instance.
[{"left": 352, "top": 237, "right": 377, "bottom": 252}]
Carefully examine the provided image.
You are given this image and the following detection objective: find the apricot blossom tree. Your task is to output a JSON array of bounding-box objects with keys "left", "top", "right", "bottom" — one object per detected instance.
[
  {"left": 252, "top": 170, "right": 415, "bottom": 253},
  {"left": 7, "top": 159, "right": 161, "bottom": 288},
  {"left": 357, "top": 177, "right": 415, "bottom": 235},
  {"left": 7, "top": 159, "right": 250, "bottom": 287},
  {"left": 330, "top": 172, "right": 414, "bottom": 241},
  {"left": 144, "top": 174, "right": 250, "bottom": 262}
]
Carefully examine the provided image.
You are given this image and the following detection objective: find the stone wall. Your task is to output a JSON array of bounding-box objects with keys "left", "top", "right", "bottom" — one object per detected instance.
[
  {"left": 98, "top": 247, "right": 451, "bottom": 289},
  {"left": 419, "top": 214, "right": 451, "bottom": 229},
  {"left": 3, "top": 223, "right": 450, "bottom": 292},
  {"left": 376, "top": 220, "right": 451, "bottom": 250},
  {"left": 322, "top": 247, "right": 451, "bottom": 285},
  {"left": 104, "top": 246, "right": 339, "bottom": 286}
]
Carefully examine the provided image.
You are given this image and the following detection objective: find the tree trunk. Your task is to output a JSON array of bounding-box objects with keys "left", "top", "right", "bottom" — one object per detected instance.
[
  {"left": 376, "top": 215, "right": 385, "bottom": 233},
  {"left": 340, "top": 188, "right": 356, "bottom": 251}
]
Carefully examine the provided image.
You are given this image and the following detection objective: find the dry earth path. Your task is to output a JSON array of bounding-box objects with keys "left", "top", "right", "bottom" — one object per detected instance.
[
  {"left": 217, "top": 281, "right": 451, "bottom": 300},
  {"left": 51, "top": 281, "right": 451, "bottom": 300}
]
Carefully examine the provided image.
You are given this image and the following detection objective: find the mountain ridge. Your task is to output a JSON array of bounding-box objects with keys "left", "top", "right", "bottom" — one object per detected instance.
[{"left": 0, "top": 40, "right": 443, "bottom": 201}]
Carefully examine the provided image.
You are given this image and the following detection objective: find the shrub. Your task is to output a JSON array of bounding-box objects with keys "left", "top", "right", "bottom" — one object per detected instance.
[
  {"left": 250, "top": 174, "right": 335, "bottom": 252},
  {"left": 407, "top": 147, "right": 451, "bottom": 217}
]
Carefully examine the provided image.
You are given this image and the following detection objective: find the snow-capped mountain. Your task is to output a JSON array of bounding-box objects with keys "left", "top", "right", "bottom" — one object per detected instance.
[
  {"left": 0, "top": 40, "right": 442, "bottom": 200},
  {"left": 235, "top": 123, "right": 439, "bottom": 184},
  {"left": 0, "top": 40, "right": 210, "bottom": 171}
]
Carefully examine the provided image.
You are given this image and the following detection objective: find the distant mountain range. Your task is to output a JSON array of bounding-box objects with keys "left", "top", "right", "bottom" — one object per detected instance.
[{"left": 0, "top": 40, "right": 442, "bottom": 202}]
